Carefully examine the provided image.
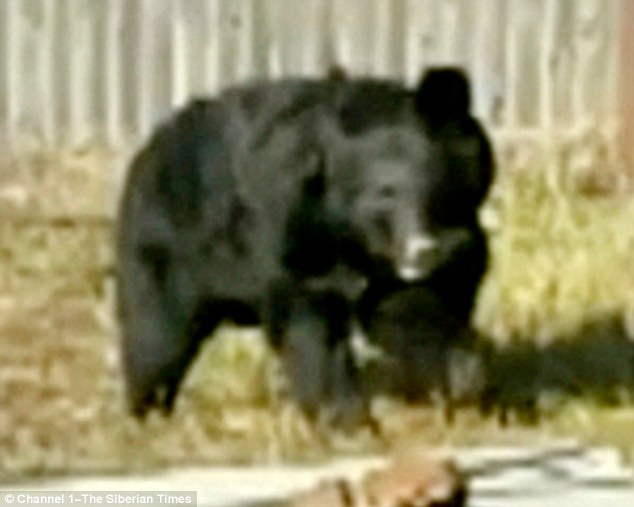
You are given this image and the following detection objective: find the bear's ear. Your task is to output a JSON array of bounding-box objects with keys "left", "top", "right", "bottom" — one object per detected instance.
[
  {"left": 414, "top": 67, "right": 471, "bottom": 125},
  {"left": 327, "top": 64, "right": 347, "bottom": 82}
]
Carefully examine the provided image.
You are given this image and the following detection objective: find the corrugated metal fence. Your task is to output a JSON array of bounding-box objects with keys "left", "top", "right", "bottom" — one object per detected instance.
[{"left": 0, "top": 0, "right": 624, "bottom": 154}]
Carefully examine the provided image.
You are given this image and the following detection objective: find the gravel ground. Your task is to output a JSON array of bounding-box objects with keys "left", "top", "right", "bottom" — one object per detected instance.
[{"left": 1, "top": 443, "right": 632, "bottom": 506}]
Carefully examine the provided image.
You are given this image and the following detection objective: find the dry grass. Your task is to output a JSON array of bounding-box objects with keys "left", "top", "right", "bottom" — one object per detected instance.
[
  {"left": 476, "top": 162, "right": 634, "bottom": 342},
  {"left": 0, "top": 147, "right": 633, "bottom": 479}
]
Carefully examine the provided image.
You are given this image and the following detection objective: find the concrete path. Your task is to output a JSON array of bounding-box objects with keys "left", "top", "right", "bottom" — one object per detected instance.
[{"left": 1, "top": 443, "right": 632, "bottom": 506}]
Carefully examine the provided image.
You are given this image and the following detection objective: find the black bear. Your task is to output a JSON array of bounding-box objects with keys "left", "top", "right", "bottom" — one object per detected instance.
[
  {"left": 357, "top": 69, "right": 495, "bottom": 414},
  {"left": 358, "top": 67, "right": 494, "bottom": 327},
  {"left": 116, "top": 68, "right": 494, "bottom": 425}
]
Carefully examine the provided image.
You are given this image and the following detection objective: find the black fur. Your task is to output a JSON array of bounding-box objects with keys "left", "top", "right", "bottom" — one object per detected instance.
[{"left": 116, "top": 70, "right": 494, "bottom": 423}]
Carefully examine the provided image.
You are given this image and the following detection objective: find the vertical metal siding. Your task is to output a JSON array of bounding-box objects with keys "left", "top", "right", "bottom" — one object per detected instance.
[{"left": 0, "top": 0, "right": 624, "bottom": 159}]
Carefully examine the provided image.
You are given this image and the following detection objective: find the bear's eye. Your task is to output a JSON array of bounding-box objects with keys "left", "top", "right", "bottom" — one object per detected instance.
[{"left": 379, "top": 185, "right": 396, "bottom": 199}]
